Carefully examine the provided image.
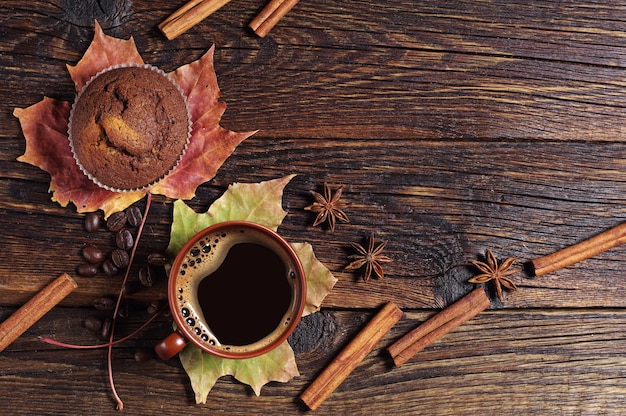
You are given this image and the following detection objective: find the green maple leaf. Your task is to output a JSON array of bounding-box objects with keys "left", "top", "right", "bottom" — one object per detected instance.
[
  {"left": 180, "top": 340, "right": 298, "bottom": 403},
  {"left": 291, "top": 242, "right": 338, "bottom": 316},
  {"left": 168, "top": 175, "right": 337, "bottom": 402},
  {"left": 166, "top": 174, "right": 296, "bottom": 257}
]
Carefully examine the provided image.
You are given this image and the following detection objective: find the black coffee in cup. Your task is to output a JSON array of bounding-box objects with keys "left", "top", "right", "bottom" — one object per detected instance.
[
  {"left": 196, "top": 242, "right": 292, "bottom": 346},
  {"left": 172, "top": 223, "right": 303, "bottom": 356}
]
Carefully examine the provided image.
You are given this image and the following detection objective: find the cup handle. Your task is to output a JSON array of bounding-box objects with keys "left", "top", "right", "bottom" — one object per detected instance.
[{"left": 155, "top": 331, "right": 187, "bottom": 360}]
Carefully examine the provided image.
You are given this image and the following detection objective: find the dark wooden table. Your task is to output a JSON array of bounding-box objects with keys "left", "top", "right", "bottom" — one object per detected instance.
[{"left": 4, "top": 1, "right": 626, "bottom": 414}]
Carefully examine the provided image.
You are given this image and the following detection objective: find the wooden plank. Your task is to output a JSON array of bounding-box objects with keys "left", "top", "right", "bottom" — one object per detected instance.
[
  {"left": 3, "top": 307, "right": 626, "bottom": 414},
  {"left": 2, "top": 0, "right": 626, "bottom": 414},
  {"left": 2, "top": 1, "right": 626, "bottom": 140},
  {"left": 2, "top": 140, "right": 626, "bottom": 308}
]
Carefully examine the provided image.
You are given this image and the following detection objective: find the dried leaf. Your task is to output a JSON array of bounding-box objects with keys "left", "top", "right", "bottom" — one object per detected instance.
[
  {"left": 180, "top": 340, "right": 299, "bottom": 403},
  {"left": 15, "top": 22, "right": 252, "bottom": 217},
  {"left": 67, "top": 21, "right": 144, "bottom": 92},
  {"left": 166, "top": 175, "right": 296, "bottom": 257},
  {"left": 168, "top": 175, "right": 337, "bottom": 400},
  {"left": 150, "top": 48, "right": 256, "bottom": 200},
  {"left": 14, "top": 98, "right": 145, "bottom": 214},
  {"left": 168, "top": 44, "right": 221, "bottom": 123},
  {"left": 291, "top": 242, "right": 338, "bottom": 316}
]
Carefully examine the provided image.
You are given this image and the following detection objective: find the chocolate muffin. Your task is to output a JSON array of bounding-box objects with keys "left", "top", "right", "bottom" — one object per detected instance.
[{"left": 69, "top": 65, "right": 190, "bottom": 191}]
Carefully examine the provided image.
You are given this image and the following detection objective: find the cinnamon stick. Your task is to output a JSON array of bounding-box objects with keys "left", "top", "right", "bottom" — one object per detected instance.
[
  {"left": 530, "top": 222, "right": 626, "bottom": 277},
  {"left": 249, "top": 0, "right": 299, "bottom": 38},
  {"left": 387, "top": 287, "right": 490, "bottom": 367},
  {"left": 300, "top": 302, "right": 404, "bottom": 411},
  {"left": 159, "top": 0, "right": 233, "bottom": 40},
  {"left": 0, "top": 273, "right": 77, "bottom": 353}
]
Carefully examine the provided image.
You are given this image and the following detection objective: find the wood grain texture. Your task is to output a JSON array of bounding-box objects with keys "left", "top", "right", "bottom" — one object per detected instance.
[
  {"left": 3, "top": 307, "right": 626, "bottom": 415},
  {"left": 2, "top": 0, "right": 626, "bottom": 414}
]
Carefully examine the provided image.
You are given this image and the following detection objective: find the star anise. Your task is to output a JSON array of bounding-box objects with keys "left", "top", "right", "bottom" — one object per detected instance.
[
  {"left": 468, "top": 249, "right": 518, "bottom": 302},
  {"left": 304, "top": 182, "right": 349, "bottom": 232},
  {"left": 345, "top": 232, "right": 393, "bottom": 282}
]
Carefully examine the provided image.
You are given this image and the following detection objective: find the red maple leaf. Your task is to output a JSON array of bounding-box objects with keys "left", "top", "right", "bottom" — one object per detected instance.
[
  {"left": 67, "top": 22, "right": 144, "bottom": 93},
  {"left": 14, "top": 22, "right": 254, "bottom": 217},
  {"left": 152, "top": 48, "right": 257, "bottom": 200}
]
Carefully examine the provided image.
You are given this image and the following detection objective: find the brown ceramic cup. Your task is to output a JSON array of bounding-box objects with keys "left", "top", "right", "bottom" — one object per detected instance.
[{"left": 155, "top": 221, "right": 306, "bottom": 360}]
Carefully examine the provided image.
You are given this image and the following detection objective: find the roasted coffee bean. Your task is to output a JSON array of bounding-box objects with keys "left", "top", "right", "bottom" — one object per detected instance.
[
  {"left": 138, "top": 265, "right": 154, "bottom": 287},
  {"left": 116, "top": 228, "right": 134, "bottom": 250},
  {"left": 93, "top": 297, "right": 116, "bottom": 311},
  {"left": 134, "top": 348, "right": 153, "bottom": 363},
  {"left": 84, "top": 211, "right": 103, "bottom": 233},
  {"left": 82, "top": 244, "right": 106, "bottom": 264},
  {"left": 100, "top": 317, "right": 112, "bottom": 339},
  {"left": 77, "top": 263, "right": 98, "bottom": 277},
  {"left": 146, "top": 253, "right": 168, "bottom": 267},
  {"left": 101, "top": 258, "right": 120, "bottom": 276},
  {"left": 126, "top": 206, "right": 143, "bottom": 228},
  {"left": 116, "top": 299, "right": 131, "bottom": 318},
  {"left": 146, "top": 300, "right": 160, "bottom": 315},
  {"left": 83, "top": 316, "right": 103, "bottom": 334},
  {"left": 106, "top": 211, "right": 127, "bottom": 232},
  {"left": 111, "top": 249, "right": 130, "bottom": 269}
]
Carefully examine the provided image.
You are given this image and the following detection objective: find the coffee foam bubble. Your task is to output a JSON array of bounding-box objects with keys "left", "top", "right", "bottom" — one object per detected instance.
[{"left": 174, "top": 225, "right": 300, "bottom": 354}]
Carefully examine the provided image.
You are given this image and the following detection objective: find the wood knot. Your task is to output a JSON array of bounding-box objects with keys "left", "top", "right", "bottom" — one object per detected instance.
[
  {"left": 288, "top": 311, "right": 337, "bottom": 356},
  {"left": 61, "top": 0, "right": 132, "bottom": 27}
]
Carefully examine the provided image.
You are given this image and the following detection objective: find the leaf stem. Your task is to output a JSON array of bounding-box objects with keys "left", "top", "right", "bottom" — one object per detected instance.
[
  {"left": 108, "top": 192, "right": 153, "bottom": 410},
  {"left": 38, "top": 306, "right": 165, "bottom": 349}
]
